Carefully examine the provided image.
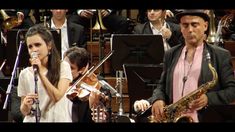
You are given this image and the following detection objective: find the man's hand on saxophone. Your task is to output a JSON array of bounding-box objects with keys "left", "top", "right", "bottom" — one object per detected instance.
[
  {"left": 151, "top": 100, "right": 165, "bottom": 121},
  {"left": 188, "top": 94, "right": 208, "bottom": 111}
]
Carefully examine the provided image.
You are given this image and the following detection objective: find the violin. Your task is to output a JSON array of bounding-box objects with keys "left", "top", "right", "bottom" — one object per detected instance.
[
  {"left": 74, "top": 73, "right": 102, "bottom": 101},
  {"left": 82, "top": 73, "right": 101, "bottom": 89},
  {"left": 66, "top": 68, "right": 100, "bottom": 100},
  {"left": 66, "top": 50, "right": 114, "bottom": 101}
]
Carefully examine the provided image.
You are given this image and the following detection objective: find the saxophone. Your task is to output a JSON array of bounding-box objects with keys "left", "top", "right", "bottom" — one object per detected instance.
[{"left": 149, "top": 51, "right": 218, "bottom": 123}]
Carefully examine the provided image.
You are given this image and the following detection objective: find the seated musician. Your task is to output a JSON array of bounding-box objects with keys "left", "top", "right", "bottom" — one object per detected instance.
[
  {"left": 63, "top": 47, "right": 111, "bottom": 122},
  {"left": 133, "top": 9, "right": 184, "bottom": 52}
]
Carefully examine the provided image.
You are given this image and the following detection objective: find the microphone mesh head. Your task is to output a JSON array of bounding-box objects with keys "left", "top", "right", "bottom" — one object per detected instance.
[{"left": 31, "top": 52, "right": 38, "bottom": 59}]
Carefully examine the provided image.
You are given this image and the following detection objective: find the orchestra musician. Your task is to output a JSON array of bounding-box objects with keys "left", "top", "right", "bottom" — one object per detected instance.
[{"left": 63, "top": 47, "right": 111, "bottom": 122}]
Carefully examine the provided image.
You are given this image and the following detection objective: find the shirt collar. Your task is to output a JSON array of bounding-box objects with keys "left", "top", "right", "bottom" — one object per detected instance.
[
  {"left": 150, "top": 21, "right": 167, "bottom": 32},
  {"left": 51, "top": 18, "right": 67, "bottom": 30}
]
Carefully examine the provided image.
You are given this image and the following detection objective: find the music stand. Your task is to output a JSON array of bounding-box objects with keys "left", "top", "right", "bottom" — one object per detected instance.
[
  {"left": 111, "top": 34, "right": 164, "bottom": 70},
  {"left": 5, "top": 29, "right": 61, "bottom": 76},
  {"left": 123, "top": 64, "right": 163, "bottom": 117},
  {"left": 200, "top": 105, "right": 235, "bottom": 122}
]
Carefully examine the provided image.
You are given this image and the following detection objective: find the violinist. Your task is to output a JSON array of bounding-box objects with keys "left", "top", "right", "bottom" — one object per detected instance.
[{"left": 63, "top": 47, "right": 110, "bottom": 122}]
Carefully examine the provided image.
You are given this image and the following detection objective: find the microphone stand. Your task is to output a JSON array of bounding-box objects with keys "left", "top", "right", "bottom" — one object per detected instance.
[
  {"left": 3, "top": 30, "right": 24, "bottom": 110},
  {"left": 33, "top": 69, "right": 41, "bottom": 123},
  {"left": 97, "top": 10, "right": 105, "bottom": 77}
]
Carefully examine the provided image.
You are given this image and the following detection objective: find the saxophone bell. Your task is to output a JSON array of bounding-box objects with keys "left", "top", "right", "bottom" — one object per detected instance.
[{"left": 174, "top": 115, "right": 194, "bottom": 123}]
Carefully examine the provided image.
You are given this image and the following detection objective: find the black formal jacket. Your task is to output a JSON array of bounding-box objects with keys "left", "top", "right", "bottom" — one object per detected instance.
[
  {"left": 49, "top": 20, "right": 86, "bottom": 48},
  {"left": 147, "top": 43, "right": 235, "bottom": 120},
  {"left": 133, "top": 21, "right": 184, "bottom": 48}
]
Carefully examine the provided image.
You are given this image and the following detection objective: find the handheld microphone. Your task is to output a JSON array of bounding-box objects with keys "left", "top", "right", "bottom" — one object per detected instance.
[
  {"left": 99, "top": 80, "right": 121, "bottom": 97},
  {"left": 31, "top": 52, "right": 39, "bottom": 73}
]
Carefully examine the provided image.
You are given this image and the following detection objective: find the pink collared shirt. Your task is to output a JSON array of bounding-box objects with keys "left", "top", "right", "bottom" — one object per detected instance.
[{"left": 173, "top": 44, "right": 204, "bottom": 122}]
